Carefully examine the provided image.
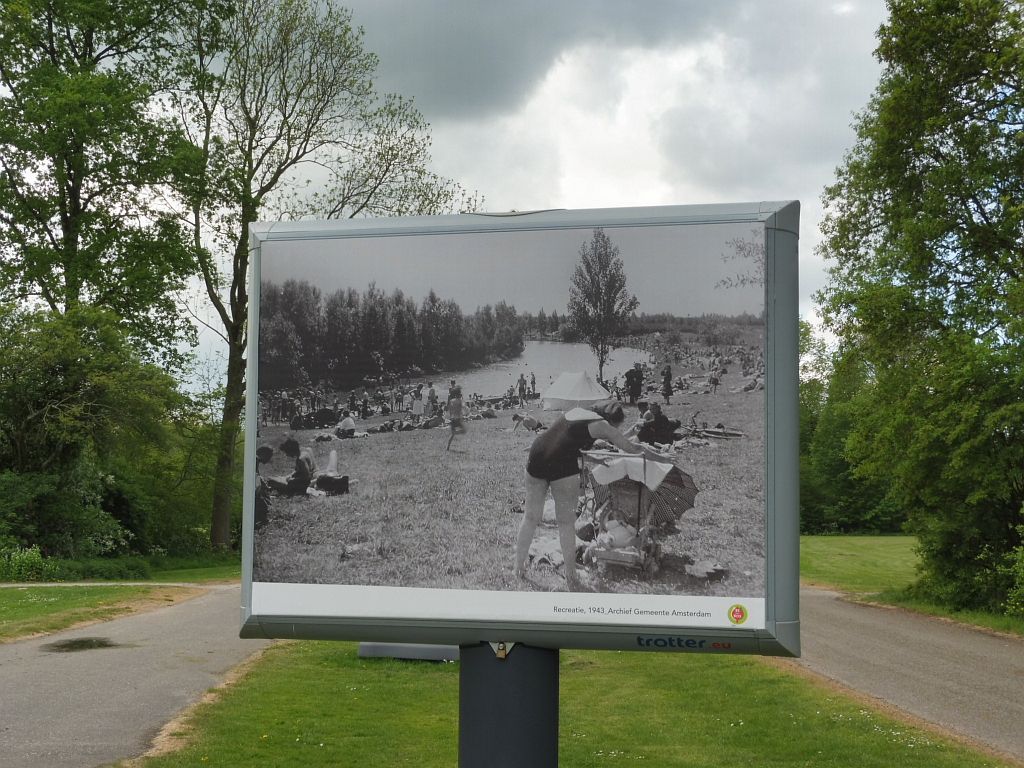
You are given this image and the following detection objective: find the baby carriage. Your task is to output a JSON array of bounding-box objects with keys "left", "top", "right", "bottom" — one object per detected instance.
[{"left": 578, "top": 451, "right": 699, "bottom": 576}]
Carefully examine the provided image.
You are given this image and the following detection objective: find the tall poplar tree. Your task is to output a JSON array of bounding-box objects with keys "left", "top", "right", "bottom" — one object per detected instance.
[{"left": 567, "top": 228, "right": 638, "bottom": 382}]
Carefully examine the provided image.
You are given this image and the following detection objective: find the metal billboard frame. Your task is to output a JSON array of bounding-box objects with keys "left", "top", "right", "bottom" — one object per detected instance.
[{"left": 240, "top": 201, "right": 799, "bottom": 657}]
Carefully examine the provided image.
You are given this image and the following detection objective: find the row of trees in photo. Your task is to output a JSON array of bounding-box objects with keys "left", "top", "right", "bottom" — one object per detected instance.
[
  {"left": 521, "top": 308, "right": 567, "bottom": 337},
  {"left": 258, "top": 225, "right": 652, "bottom": 394},
  {"left": 260, "top": 281, "right": 524, "bottom": 391}
]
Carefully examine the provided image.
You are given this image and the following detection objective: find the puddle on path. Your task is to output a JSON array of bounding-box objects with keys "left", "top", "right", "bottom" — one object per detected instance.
[{"left": 41, "top": 637, "right": 125, "bottom": 652}]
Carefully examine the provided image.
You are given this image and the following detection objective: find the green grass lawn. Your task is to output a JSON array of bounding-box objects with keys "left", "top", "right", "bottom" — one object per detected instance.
[
  {"left": 0, "top": 552, "right": 234, "bottom": 642},
  {"left": 0, "top": 585, "right": 196, "bottom": 641},
  {"left": 118, "top": 641, "right": 1015, "bottom": 768},
  {"left": 801, "top": 535, "right": 1024, "bottom": 636},
  {"left": 800, "top": 535, "right": 919, "bottom": 593},
  {"left": 149, "top": 562, "right": 241, "bottom": 583}
]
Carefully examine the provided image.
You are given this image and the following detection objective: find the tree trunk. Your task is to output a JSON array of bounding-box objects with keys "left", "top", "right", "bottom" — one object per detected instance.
[
  {"left": 210, "top": 332, "right": 245, "bottom": 548},
  {"left": 208, "top": 204, "right": 252, "bottom": 549}
]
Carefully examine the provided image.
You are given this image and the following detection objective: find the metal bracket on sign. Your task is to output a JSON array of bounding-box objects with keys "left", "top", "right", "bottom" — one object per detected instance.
[{"left": 488, "top": 641, "right": 517, "bottom": 660}]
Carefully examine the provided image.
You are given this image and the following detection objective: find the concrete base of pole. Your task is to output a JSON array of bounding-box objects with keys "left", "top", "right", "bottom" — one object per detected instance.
[
  {"left": 458, "top": 643, "right": 559, "bottom": 768},
  {"left": 357, "top": 643, "right": 460, "bottom": 661}
]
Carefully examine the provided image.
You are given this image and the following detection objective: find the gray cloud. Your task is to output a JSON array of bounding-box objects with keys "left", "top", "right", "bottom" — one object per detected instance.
[
  {"left": 652, "top": 2, "right": 885, "bottom": 199},
  {"left": 343, "top": 0, "right": 730, "bottom": 119}
]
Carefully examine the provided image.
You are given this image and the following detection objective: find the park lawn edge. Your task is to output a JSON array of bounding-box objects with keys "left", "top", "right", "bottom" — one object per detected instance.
[
  {"left": 759, "top": 655, "right": 1024, "bottom": 768},
  {"left": 0, "top": 585, "right": 208, "bottom": 642},
  {"left": 795, "top": 582, "right": 1024, "bottom": 638},
  {"left": 852, "top": 590, "right": 1024, "bottom": 638},
  {"left": 117, "top": 643, "right": 282, "bottom": 766},
  {"left": 799, "top": 535, "right": 1024, "bottom": 637}
]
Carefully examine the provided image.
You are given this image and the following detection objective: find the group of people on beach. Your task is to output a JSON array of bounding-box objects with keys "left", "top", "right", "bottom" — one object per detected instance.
[{"left": 260, "top": 369, "right": 547, "bottom": 431}]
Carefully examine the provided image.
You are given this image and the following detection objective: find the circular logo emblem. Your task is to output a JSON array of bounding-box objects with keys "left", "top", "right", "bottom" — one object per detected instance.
[{"left": 728, "top": 604, "right": 748, "bottom": 625}]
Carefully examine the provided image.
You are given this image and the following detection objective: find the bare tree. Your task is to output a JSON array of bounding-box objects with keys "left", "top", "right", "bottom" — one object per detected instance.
[
  {"left": 717, "top": 227, "right": 765, "bottom": 289},
  {"left": 171, "top": 0, "right": 478, "bottom": 547},
  {"left": 567, "top": 228, "right": 638, "bottom": 383}
]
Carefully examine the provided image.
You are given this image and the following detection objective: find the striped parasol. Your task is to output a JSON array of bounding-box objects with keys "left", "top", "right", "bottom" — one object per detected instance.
[{"left": 585, "top": 454, "right": 699, "bottom": 529}]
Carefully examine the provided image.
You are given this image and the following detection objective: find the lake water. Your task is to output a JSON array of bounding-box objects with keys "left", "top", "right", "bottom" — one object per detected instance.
[{"left": 436, "top": 340, "right": 649, "bottom": 399}]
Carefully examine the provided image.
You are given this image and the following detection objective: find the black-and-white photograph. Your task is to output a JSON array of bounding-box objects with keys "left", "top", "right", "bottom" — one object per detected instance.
[{"left": 252, "top": 220, "right": 767, "bottom": 596}]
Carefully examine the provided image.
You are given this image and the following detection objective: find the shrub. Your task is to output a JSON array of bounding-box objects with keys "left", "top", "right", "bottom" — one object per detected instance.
[
  {"left": 0, "top": 546, "right": 61, "bottom": 582},
  {"left": 1004, "top": 526, "right": 1024, "bottom": 618},
  {"left": 52, "top": 556, "right": 152, "bottom": 581}
]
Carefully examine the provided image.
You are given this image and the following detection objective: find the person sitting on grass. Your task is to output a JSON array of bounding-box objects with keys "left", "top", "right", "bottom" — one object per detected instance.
[
  {"left": 335, "top": 410, "right": 356, "bottom": 438},
  {"left": 266, "top": 437, "right": 350, "bottom": 496},
  {"left": 314, "top": 448, "right": 350, "bottom": 495},
  {"left": 623, "top": 403, "right": 655, "bottom": 438},
  {"left": 265, "top": 437, "right": 316, "bottom": 496},
  {"left": 636, "top": 402, "right": 682, "bottom": 445},
  {"left": 512, "top": 412, "right": 544, "bottom": 432},
  {"left": 420, "top": 412, "right": 443, "bottom": 429}
]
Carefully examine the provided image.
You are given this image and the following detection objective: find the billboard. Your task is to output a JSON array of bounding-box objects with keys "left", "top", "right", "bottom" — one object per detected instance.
[{"left": 241, "top": 202, "right": 799, "bottom": 656}]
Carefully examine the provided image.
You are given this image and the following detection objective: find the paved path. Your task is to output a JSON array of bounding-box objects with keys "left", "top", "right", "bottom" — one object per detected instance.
[
  {"left": 796, "top": 587, "right": 1024, "bottom": 760},
  {"left": 0, "top": 584, "right": 269, "bottom": 768}
]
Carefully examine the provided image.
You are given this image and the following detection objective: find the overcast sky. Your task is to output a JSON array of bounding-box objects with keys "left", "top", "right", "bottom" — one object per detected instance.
[{"left": 334, "top": 0, "right": 889, "bottom": 323}]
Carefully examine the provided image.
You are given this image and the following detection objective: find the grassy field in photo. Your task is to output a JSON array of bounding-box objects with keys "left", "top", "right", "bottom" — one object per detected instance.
[
  {"left": 121, "top": 641, "right": 1017, "bottom": 768},
  {"left": 254, "top": 366, "right": 766, "bottom": 596}
]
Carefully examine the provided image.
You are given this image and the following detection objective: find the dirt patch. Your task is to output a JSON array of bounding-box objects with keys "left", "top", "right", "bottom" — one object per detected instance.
[{"left": 110, "top": 586, "right": 209, "bottom": 614}]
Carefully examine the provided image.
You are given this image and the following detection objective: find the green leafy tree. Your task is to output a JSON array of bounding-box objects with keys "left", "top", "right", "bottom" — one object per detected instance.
[
  {"left": 568, "top": 228, "right": 639, "bottom": 382},
  {"left": 798, "top": 320, "right": 829, "bottom": 530},
  {"left": 0, "top": 305, "right": 182, "bottom": 556},
  {"left": 818, "top": 0, "right": 1024, "bottom": 610},
  {"left": 0, "top": 0, "right": 198, "bottom": 356},
  {"left": 170, "top": 0, "right": 479, "bottom": 546},
  {"left": 805, "top": 344, "right": 905, "bottom": 533}
]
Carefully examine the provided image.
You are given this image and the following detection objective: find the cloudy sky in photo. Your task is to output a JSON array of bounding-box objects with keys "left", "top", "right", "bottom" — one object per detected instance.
[
  {"left": 262, "top": 218, "right": 766, "bottom": 317},
  {"left": 337, "top": 0, "right": 889, "bottom": 322}
]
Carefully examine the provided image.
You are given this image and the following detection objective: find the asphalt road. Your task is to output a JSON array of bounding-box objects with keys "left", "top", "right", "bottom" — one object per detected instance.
[
  {"left": 0, "top": 584, "right": 269, "bottom": 768},
  {"left": 796, "top": 587, "right": 1024, "bottom": 760}
]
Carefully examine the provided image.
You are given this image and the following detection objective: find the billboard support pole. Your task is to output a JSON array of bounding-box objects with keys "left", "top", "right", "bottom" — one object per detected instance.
[{"left": 459, "top": 643, "right": 558, "bottom": 767}]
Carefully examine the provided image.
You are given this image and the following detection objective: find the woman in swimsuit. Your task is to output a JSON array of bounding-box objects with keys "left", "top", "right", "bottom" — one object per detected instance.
[{"left": 515, "top": 400, "right": 661, "bottom": 591}]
